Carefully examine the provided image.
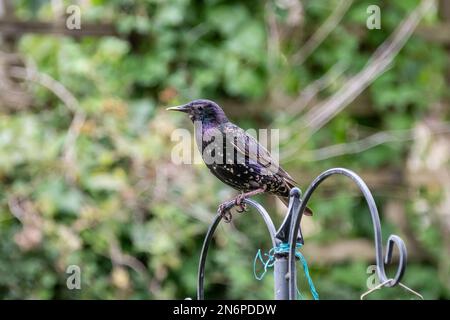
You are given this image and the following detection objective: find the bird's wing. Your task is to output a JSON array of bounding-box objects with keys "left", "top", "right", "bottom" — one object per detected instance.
[
  {"left": 225, "top": 124, "right": 298, "bottom": 185},
  {"left": 277, "top": 166, "right": 298, "bottom": 186},
  {"left": 231, "top": 129, "right": 272, "bottom": 168}
]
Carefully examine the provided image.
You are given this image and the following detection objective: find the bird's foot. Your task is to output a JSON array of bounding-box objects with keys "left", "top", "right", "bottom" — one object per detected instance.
[
  {"left": 234, "top": 194, "right": 248, "bottom": 213},
  {"left": 218, "top": 202, "right": 233, "bottom": 223},
  {"left": 217, "top": 196, "right": 248, "bottom": 222}
]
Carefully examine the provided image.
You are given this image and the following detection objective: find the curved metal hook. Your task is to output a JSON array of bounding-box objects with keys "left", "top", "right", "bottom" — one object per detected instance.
[
  {"left": 197, "top": 198, "right": 277, "bottom": 300},
  {"left": 276, "top": 187, "right": 304, "bottom": 244},
  {"left": 288, "top": 168, "right": 407, "bottom": 299}
]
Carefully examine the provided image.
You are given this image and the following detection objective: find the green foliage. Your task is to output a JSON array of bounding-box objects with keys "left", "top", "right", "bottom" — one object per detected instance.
[{"left": 0, "top": 0, "right": 448, "bottom": 300}]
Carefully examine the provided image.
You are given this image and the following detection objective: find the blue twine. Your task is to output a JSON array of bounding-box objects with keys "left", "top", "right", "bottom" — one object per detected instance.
[{"left": 253, "top": 242, "right": 319, "bottom": 300}]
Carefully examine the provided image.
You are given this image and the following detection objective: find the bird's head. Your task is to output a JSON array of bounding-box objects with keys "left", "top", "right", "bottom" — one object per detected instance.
[{"left": 166, "top": 99, "right": 228, "bottom": 125}]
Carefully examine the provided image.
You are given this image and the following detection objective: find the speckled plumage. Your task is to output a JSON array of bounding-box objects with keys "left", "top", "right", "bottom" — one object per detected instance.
[
  {"left": 167, "top": 99, "right": 313, "bottom": 216},
  {"left": 200, "top": 122, "right": 291, "bottom": 198}
]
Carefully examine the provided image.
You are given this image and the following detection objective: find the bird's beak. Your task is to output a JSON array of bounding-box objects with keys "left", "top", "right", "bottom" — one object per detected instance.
[{"left": 166, "top": 104, "right": 190, "bottom": 113}]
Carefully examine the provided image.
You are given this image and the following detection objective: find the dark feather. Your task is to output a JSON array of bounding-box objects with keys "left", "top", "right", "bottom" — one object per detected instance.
[{"left": 168, "top": 99, "right": 314, "bottom": 216}]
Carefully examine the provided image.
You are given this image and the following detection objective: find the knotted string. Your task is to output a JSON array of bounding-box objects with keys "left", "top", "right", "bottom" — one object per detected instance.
[{"left": 253, "top": 242, "right": 319, "bottom": 300}]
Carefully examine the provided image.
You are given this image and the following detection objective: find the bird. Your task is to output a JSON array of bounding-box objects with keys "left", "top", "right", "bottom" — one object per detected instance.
[{"left": 167, "top": 99, "right": 313, "bottom": 222}]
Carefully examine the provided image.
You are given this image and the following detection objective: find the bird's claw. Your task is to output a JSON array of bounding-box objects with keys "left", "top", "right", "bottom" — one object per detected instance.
[
  {"left": 218, "top": 196, "right": 248, "bottom": 222},
  {"left": 218, "top": 203, "right": 233, "bottom": 223},
  {"left": 234, "top": 196, "right": 248, "bottom": 213}
]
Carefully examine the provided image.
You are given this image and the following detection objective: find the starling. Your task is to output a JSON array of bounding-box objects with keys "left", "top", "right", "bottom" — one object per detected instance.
[{"left": 167, "top": 99, "right": 313, "bottom": 221}]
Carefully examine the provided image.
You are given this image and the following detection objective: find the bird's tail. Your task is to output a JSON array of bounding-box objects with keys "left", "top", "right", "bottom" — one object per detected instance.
[{"left": 278, "top": 195, "right": 313, "bottom": 216}]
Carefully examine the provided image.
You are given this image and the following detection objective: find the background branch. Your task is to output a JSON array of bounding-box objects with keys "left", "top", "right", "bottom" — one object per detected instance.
[
  {"left": 286, "top": 61, "right": 349, "bottom": 116},
  {"left": 283, "top": 123, "right": 450, "bottom": 162},
  {"left": 302, "top": 0, "right": 435, "bottom": 139},
  {"left": 9, "top": 64, "right": 85, "bottom": 181},
  {"left": 292, "top": 0, "right": 354, "bottom": 65}
]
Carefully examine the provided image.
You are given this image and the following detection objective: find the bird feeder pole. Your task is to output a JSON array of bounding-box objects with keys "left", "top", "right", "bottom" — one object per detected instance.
[
  {"left": 196, "top": 167, "right": 408, "bottom": 300},
  {"left": 274, "top": 257, "right": 290, "bottom": 300}
]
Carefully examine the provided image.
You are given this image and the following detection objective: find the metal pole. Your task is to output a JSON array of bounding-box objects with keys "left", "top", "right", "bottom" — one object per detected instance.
[
  {"left": 197, "top": 198, "right": 277, "bottom": 300},
  {"left": 274, "top": 255, "right": 290, "bottom": 300},
  {"left": 196, "top": 168, "right": 408, "bottom": 300}
]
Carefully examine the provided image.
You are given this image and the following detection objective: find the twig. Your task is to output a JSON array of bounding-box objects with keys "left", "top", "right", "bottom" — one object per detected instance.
[
  {"left": 0, "top": 20, "right": 118, "bottom": 38},
  {"left": 109, "top": 240, "right": 155, "bottom": 294},
  {"left": 9, "top": 64, "right": 85, "bottom": 181},
  {"left": 9, "top": 65, "right": 79, "bottom": 112},
  {"left": 287, "top": 61, "right": 349, "bottom": 116},
  {"left": 0, "top": 51, "right": 33, "bottom": 109},
  {"left": 265, "top": 2, "right": 281, "bottom": 72},
  {"left": 306, "top": 129, "right": 411, "bottom": 161},
  {"left": 302, "top": 0, "right": 435, "bottom": 139},
  {"left": 282, "top": 122, "right": 450, "bottom": 162},
  {"left": 292, "top": 0, "right": 354, "bottom": 65}
]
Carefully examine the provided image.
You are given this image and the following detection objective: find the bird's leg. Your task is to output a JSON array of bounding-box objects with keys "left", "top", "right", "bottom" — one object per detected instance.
[
  {"left": 217, "top": 187, "right": 266, "bottom": 222},
  {"left": 234, "top": 187, "right": 266, "bottom": 213}
]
